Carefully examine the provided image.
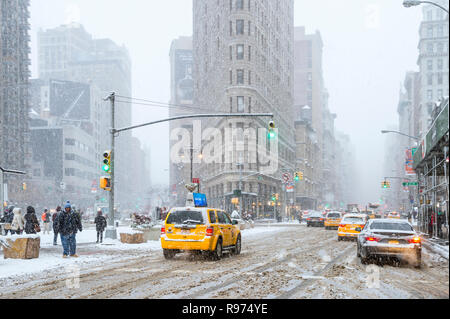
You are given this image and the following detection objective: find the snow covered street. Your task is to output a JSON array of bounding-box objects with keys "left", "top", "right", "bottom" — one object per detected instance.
[{"left": 0, "top": 224, "right": 447, "bottom": 299}]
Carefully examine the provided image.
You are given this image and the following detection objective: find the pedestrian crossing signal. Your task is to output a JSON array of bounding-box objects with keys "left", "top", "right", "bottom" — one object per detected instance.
[
  {"left": 100, "top": 176, "right": 111, "bottom": 191},
  {"left": 382, "top": 181, "right": 390, "bottom": 189}
]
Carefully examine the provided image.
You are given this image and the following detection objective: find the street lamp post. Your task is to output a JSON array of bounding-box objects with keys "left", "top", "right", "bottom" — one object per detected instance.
[
  {"left": 381, "top": 130, "right": 420, "bottom": 140},
  {"left": 403, "top": 0, "right": 449, "bottom": 13}
]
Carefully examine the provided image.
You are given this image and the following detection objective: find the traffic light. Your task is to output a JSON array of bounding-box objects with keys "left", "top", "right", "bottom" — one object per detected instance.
[
  {"left": 102, "top": 150, "right": 111, "bottom": 173},
  {"left": 272, "top": 194, "right": 276, "bottom": 201},
  {"left": 275, "top": 193, "right": 279, "bottom": 201},
  {"left": 294, "top": 172, "right": 300, "bottom": 181},
  {"left": 382, "top": 181, "right": 391, "bottom": 189},
  {"left": 100, "top": 176, "right": 111, "bottom": 191},
  {"left": 268, "top": 121, "right": 276, "bottom": 139}
]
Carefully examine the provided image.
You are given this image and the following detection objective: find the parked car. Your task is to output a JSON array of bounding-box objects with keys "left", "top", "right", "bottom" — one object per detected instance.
[
  {"left": 357, "top": 219, "right": 421, "bottom": 268},
  {"left": 338, "top": 214, "right": 367, "bottom": 241},
  {"left": 161, "top": 207, "right": 241, "bottom": 260},
  {"left": 306, "top": 211, "right": 325, "bottom": 227},
  {"left": 325, "top": 211, "right": 342, "bottom": 230}
]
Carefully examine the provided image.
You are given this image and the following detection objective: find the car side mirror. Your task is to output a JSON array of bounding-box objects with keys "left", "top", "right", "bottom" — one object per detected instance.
[
  {"left": 355, "top": 227, "right": 362, "bottom": 232},
  {"left": 232, "top": 220, "right": 238, "bottom": 225}
]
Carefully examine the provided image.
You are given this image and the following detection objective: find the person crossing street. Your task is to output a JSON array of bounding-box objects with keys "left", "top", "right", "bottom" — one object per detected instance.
[
  {"left": 57, "top": 202, "right": 82, "bottom": 258},
  {"left": 94, "top": 209, "right": 107, "bottom": 243}
]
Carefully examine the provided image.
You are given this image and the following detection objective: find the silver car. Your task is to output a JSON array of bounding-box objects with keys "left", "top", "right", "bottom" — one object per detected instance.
[{"left": 357, "top": 219, "right": 422, "bottom": 268}]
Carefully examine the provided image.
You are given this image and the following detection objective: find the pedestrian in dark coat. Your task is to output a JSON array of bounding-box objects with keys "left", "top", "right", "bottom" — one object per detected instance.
[
  {"left": 52, "top": 206, "right": 61, "bottom": 245},
  {"left": 94, "top": 210, "right": 107, "bottom": 243},
  {"left": 57, "top": 203, "right": 82, "bottom": 258},
  {"left": 24, "top": 206, "right": 39, "bottom": 234}
]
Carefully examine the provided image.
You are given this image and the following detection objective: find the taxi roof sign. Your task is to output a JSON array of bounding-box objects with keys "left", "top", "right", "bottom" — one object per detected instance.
[{"left": 193, "top": 193, "right": 207, "bottom": 207}]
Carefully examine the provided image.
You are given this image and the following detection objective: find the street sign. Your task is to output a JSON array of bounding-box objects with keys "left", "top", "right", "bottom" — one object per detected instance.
[
  {"left": 402, "top": 182, "right": 418, "bottom": 186},
  {"left": 233, "top": 189, "right": 242, "bottom": 197},
  {"left": 286, "top": 185, "right": 294, "bottom": 193},
  {"left": 192, "top": 178, "right": 200, "bottom": 184},
  {"left": 282, "top": 173, "right": 290, "bottom": 183}
]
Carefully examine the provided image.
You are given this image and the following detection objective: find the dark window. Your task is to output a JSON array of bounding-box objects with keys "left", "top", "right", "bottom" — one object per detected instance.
[
  {"left": 327, "top": 213, "right": 341, "bottom": 218},
  {"left": 217, "top": 211, "right": 226, "bottom": 224},
  {"left": 65, "top": 153, "right": 75, "bottom": 161},
  {"left": 166, "top": 210, "right": 204, "bottom": 225},
  {"left": 236, "top": 0, "right": 243, "bottom": 10},
  {"left": 237, "top": 69, "right": 244, "bottom": 84},
  {"left": 223, "top": 213, "right": 232, "bottom": 224},
  {"left": 236, "top": 20, "right": 244, "bottom": 35},
  {"left": 237, "top": 44, "right": 244, "bottom": 59},
  {"left": 370, "top": 222, "right": 413, "bottom": 231},
  {"left": 209, "top": 210, "right": 217, "bottom": 223},
  {"left": 237, "top": 96, "right": 245, "bottom": 112},
  {"left": 65, "top": 138, "right": 75, "bottom": 146}
]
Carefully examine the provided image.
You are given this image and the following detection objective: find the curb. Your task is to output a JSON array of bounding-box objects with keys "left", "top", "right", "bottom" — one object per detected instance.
[{"left": 422, "top": 239, "right": 449, "bottom": 261}]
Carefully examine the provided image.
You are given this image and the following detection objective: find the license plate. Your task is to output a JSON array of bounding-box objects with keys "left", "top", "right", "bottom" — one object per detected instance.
[
  {"left": 389, "top": 240, "right": 399, "bottom": 245},
  {"left": 181, "top": 229, "right": 191, "bottom": 234}
]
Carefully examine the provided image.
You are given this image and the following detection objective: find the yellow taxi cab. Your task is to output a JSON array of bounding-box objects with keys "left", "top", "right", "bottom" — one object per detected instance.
[
  {"left": 324, "top": 211, "right": 342, "bottom": 230},
  {"left": 338, "top": 214, "right": 367, "bottom": 241},
  {"left": 160, "top": 206, "right": 241, "bottom": 260},
  {"left": 388, "top": 211, "right": 401, "bottom": 219}
]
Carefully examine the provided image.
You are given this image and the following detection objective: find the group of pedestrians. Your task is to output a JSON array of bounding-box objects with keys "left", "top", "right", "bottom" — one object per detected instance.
[
  {"left": 1, "top": 202, "right": 108, "bottom": 258},
  {"left": 1, "top": 205, "right": 40, "bottom": 235}
]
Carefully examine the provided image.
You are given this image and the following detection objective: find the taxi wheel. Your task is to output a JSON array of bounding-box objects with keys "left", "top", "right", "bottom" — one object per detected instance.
[
  {"left": 211, "top": 238, "right": 223, "bottom": 261},
  {"left": 338, "top": 236, "right": 342, "bottom": 241},
  {"left": 232, "top": 235, "right": 241, "bottom": 255},
  {"left": 163, "top": 249, "right": 176, "bottom": 260}
]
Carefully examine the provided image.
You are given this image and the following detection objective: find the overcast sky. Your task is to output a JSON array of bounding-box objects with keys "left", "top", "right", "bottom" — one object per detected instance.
[{"left": 29, "top": 0, "right": 423, "bottom": 205}]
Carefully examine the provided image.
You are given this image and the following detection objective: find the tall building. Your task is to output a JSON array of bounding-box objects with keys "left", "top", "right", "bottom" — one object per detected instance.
[
  {"left": 192, "top": 0, "right": 296, "bottom": 218},
  {"left": 169, "top": 36, "right": 194, "bottom": 206},
  {"left": 37, "top": 23, "right": 139, "bottom": 208},
  {"left": 417, "top": 0, "right": 449, "bottom": 136},
  {"left": 0, "top": 0, "right": 31, "bottom": 204},
  {"left": 293, "top": 26, "right": 327, "bottom": 209}
]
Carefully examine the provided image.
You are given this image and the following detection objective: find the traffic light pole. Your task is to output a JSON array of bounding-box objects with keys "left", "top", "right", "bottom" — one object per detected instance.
[{"left": 105, "top": 93, "right": 116, "bottom": 239}]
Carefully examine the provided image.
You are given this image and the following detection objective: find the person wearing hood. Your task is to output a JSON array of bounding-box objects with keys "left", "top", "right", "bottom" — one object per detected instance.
[
  {"left": 52, "top": 206, "right": 62, "bottom": 245},
  {"left": 2, "top": 206, "right": 15, "bottom": 235},
  {"left": 94, "top": 209, "right": 107, "bottom": 243},
  {"left": 10, "top": 207, "right": 25, "bottom": 235},
  {"left": 24, "top": 206, "right": 40, "bottom": 234},
  {"left": 57, "top": 202, "right": 82, "bottom": 258}
]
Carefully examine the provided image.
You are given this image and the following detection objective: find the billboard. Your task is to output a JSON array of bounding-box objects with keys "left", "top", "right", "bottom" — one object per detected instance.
[
  {"left": 405, "top": 148, "right": 415, "bottom": 175},
  {"left": 174, "top": 50, "right": 193, "bottom": 103}
]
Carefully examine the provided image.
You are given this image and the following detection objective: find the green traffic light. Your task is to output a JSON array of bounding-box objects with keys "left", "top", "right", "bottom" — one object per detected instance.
[
  {"left": 102, "top": 164, "right": 110, "bottom": 172},
  {"left": 268, "top": 131, "right": 275, "bottom": 139}
]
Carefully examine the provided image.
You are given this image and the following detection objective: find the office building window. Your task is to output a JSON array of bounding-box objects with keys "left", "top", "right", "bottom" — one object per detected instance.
[
  {"left": 248, "top": 97, "right": 252, "bottom": 112},
  {"left": 427, "top": 25, "right": 433, "bottom": 37},
  {"left": 248, "top": 21, "right": 251, "bottom": 35},
  {"left": 230, "top": 97, "right": 233, "bottom": 112},
  {"left": 427, "top": 59, "right": 433, "bottom": 71},
  {"left": 230, "top": 45, "right": 233, "bottom": 60},
  {"left": 237, "top": 44, "right": 244, "bottom": 59},
  {"left": 437, "top": 42, "right": 444, "bottom": 53},
  {"left": 437, "top": 89, "right": 443, "bottom": 98},
  {"left": 248, "top": 71, "right": 252, "bottom": 85},
  {"left": 230, "top": 70, "right": 233, "bottom": 84},
  {"left": 236, "top": 0, "right": 243, "bottom": 10},
  {"left": 236, "top": 20, "right": 244, "bottom": 35},
  {"left": 230, "top": 21, "right": 233, "bottom": 36},
  {"left": 237, "top": 96, "right": 245, "bottom": 112},
  {"left": 427, "top": 90, "right": 433, "bottom": 100},
  {"left": 237, "top": 69, "right": 244, "bottom": 84},
  {"left": 437, "top": 59, "right": 443, "bottom": 69},
  {"left": 437, "top": 25, "right": 443, "bottom": 37},
  {"left": 65, "top": 138, "right": 75, "bottom": 146},
  {"left": 437, "top": 72, "right": 443, "bottom": 84},
  {"left": 427, "top": 74, "right": 433, "bottom": 85},
  {"left": 248, "top": 45, "right": 251, "bottom": 61},
  {"left": 427, "top": 42, "right": 434, "bottom": 53},
  {"left": 426, "top": 10, "right": 432, "bottom": 21}
]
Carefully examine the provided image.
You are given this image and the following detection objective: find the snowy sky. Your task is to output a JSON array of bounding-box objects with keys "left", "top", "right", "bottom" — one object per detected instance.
[{"left": 29, "top": 0, "right": 422, "bottom": 204}]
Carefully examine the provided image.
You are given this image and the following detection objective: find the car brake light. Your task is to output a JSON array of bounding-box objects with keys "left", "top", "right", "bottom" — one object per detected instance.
[
  {"left": 320, "top": 218, "right": 324, "bottom": 221},
  {"left": 161, "top": 227, "right": 165, "bottom": 235},
  {"left": 408, "top": 237, "right": 421, "bottom": 244},
  {"left": 339, "top": 224, "right": 345, "bottom": 228},
  {"left": 307, "top": 218, "right": 311, "bottom": 220},
  {"left": 366, "top": 236, "right": 380, "bottom": 242},
  {"left": 206, "top": 227, "right": 214, "bottom": 237}
]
